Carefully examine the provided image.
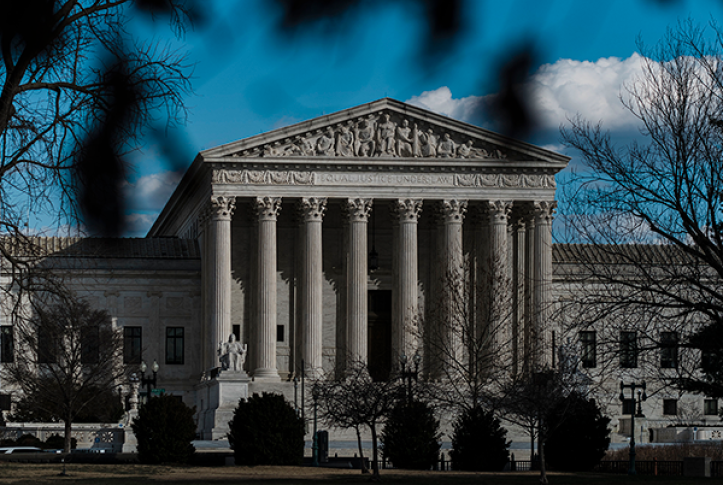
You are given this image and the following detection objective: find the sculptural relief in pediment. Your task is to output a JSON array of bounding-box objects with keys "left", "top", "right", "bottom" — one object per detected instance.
[{"left": 231, "top": 111, "right": 509, "bottom": 160}]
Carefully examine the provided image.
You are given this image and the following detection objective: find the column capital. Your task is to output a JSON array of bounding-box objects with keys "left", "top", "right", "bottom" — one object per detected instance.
[
  {"left": 439, "top": 199, "right": 468, "bottom": 224},
  {"left": 299, "top": 197, "right": 328, "bottom": 222},
  {"left": 534, "top": 200, "right": 557, "bottom": 224},
  {"left": 488, "top": 200, "right": 512, "bottom": 224},
  {"left": 391, "top": 198, "right": 423, "bottom": 222},
  {"left": 346, "top": 198, "right": 373, "bottom": 222},
  {"left": 209, "top": 196, "right": 236, "bottom": 221},
  {"left": 254, "top": 196, "right": 282, "bottom": 221}
]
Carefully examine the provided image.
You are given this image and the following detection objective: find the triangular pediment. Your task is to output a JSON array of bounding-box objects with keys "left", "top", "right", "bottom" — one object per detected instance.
[{"left": 200, "top": 98, "right": 568, "bottom": 165}]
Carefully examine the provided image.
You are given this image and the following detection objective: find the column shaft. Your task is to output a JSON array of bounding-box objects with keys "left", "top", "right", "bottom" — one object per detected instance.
[
  {"left": 439, "top": 200, "right": 467, "bottom": 378},
  {"left": 301, "top": 198, "right": 327, "bottom": 378},
  {"left": 207, "top": 196, "right": 235, "bottom": 371},
  {"left": 534, "top": 201, "right": 556, "bottom": 368},
  {"left": 346, "top": 198, "right": 372, "bottom": 364},
  {"left": 524, "top": 209, "right": 536, "bottom": 374},
  {"left": 488, "top": 200, "right": 512, "bottom": 369},
  {"left": 391, "top": 199, "right": 422, "bottom": 360},
  {"left": 254, "top": 197, "right": 282, "bottom": 379}
]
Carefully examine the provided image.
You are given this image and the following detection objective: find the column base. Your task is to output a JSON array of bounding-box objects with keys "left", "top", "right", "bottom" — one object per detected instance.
[{"left": 253, "top": 367, "right": 281, "bottom": 381}]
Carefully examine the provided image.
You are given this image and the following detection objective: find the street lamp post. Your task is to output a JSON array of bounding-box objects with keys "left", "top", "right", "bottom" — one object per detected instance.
[
  {"left": 140, "top": 360, "right": 159, "bottom": 402},
  {"left": 619, "top": 381, "right": 647, "bottom": 475},
  {"left": 399, "top": 351, "right": 421, "bottom": 403},
  {"left": 311, "top": 384, "right": 319, "bottom": 467}
]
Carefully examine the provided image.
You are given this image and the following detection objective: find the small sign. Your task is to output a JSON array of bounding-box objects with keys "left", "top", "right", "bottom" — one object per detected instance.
[{"left": 151, "top": 388, "right": 165, "bottom": 395}]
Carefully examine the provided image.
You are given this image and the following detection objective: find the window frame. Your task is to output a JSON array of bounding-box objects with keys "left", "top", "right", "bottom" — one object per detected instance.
[
  {"left": 620, "top": 331, "right": 638, "bottom": 368},
  {"left": 660, "top": 331, "right": 678, "bottom": 369},
  {"left": 704, "top": 399, "right": 718, "bottom": 416},
  {"left": 123, "top": 326, "right": 142, "bottom": 364},
  {"left": 165, "top": 327, "right": 184, "bottom": 365},
  {"left": 0, "top": 326, "right": 13, "bottom": 364},
  {"left": 579, "top": 330, "right": 596, "bottom": 368},
  {"left": 663, "top": 399, "right": 678, "bottom": 416}
]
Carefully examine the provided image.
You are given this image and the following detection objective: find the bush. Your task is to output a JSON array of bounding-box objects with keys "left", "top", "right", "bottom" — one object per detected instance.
[
  {"left": 381, "top": 400, "right": 440, "bottom": 470},
  {"left": 450, "top": 406, "right": 509, "bottom": 471},
  {"left": 15, "top": 434, "right": 42, "bottom": 447},
  {"left": 545, "top": 392, "right": 610, "bottom": 471},
  {"left": 43, "top": 434, "right": 77, "bottom": 450},
  {"left": 228, "top": 392, "right": 304, "bottom": 466},
  {"left": 131, "top": 395, "right": 196, "bottom": 464}
]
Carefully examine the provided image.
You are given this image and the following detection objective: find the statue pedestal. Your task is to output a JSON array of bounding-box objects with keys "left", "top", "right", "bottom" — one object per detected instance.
[{"left": 196, "top": 371, "right": 250, "bottom": 440}]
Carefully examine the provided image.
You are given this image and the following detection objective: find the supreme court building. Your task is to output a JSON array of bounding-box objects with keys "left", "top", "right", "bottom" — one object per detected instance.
[
  {"left": 2, "top": 98, "right": 575, "bottom": 440},
  {"left": 150, "top": 98, "right": 567, "bottom": 382}
]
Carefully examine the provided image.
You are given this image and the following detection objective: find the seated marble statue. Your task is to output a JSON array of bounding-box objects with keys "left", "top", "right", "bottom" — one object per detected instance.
[{"left": 218, "top": 334, "right": 247, "bottom": 372}]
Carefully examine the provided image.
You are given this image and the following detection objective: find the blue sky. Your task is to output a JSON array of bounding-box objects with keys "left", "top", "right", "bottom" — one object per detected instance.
[{"left": 118, "top": 0, "right": 723, "bottom": 236}]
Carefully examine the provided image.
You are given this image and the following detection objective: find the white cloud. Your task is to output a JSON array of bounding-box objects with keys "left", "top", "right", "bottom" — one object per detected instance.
[
  {"left": 406, "top": 54, "right": 646, "bottom": 132},
  {"left": 532, "top": 54, "right": 643, "bottom": 131},
  {"left": 124, "top": 171, "right": 183, "bottom": 212}
]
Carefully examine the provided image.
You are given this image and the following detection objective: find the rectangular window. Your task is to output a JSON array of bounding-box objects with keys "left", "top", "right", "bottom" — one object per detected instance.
[
  {"left": 81, "top": 325, "right": 100, "bottom": 364},
  {"left": 660, "top": 331, "right": 678, "bottom": 368},
  {"left": 622, "top": 399, "right": 635, "bottom": 415},
  {"left": 704, "top": 399, "right": 718, "bottom": 416},
  {"left": 232, "top": 324, "right": 241, "bottom": 342},
  {"left": 701, "top": 348, "right": 718, "bottom": 370},
  {"left": 0, "top": 394, "right": 10, "bottom": 411},
  {"left": 276, "top": 325, "right": 285, "bottom": 343},
  {"left": 663, "top": 399, "right": 678, "bottom": 416},
  {"left": 0, "top": 326, "right": 13, "bottom": 363},
  {"left": 165, "top": 327, "right": 184, "bottom": 365},
  {"left": 620, "top": 331, "right": 638, "bottom": 368},
  {"left": 580, "top": 331, "right": 596, "bottom": 368},
  {"left": 123, "top": 327, "right": 142, "bottom": 364},
  {"left": 38, "top": 324, "right": 57, "bottom": 364}
]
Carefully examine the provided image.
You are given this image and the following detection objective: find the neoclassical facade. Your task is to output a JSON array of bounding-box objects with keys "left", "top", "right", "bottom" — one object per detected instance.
[
  {"left": 3, "top": 99, "right": 720, "bottom": 445},
  {"left": 148, "top": 98, "right": 568, "bottom": 389}
]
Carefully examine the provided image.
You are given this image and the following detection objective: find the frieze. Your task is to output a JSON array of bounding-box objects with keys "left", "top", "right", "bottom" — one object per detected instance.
[
  {"left": 213, "top": 169, "right": 555, "bottom": 188},
  {"left": 231, "top": 110, "right": 509, "bottom": 160}
]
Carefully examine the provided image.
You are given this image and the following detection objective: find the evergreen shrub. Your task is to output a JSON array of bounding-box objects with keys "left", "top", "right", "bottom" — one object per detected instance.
[
  {"left": 381, "top": 400, "right": 440, "bottom": 470},
  {"left": 545, "top": 392, "right": 610, "bottom": 471},
  {"left": 131, "top": 394, "right": 196, "bottom": 464},
  {"left": 228, "top": 392, "right": 305, "bottom": 466},
  {"left": 450, "top": 406, "right": 509, "bottom": 471}
]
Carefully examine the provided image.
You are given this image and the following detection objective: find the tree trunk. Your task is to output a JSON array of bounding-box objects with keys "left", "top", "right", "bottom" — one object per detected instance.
[
  {"left": 64, "top": 417, "right": 72, "bottom": 454},
  {"left": 538, "top": 419, "right": 548, "bottom": 485},
  {"left": 355, "top": 426, "right": 369, "bottom": 474},
  {"left": 370, "top": 423, "right": 380, "bottom": 480}
]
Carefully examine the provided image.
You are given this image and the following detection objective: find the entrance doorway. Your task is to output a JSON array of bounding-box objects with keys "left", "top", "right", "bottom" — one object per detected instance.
[{"left": 368, "top": 290, "right": 392, "bottom": 381}]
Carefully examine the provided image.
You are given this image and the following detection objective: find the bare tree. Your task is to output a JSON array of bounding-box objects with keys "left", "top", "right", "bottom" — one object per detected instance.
[
  {"left": 559, "top": 20, "right": 723, "bottom": 397},
  {"left": 0, "top": 0, "right": 193, "bottom": 246},
  {"left": 314, "top": 360, "right": 401, "bottom": 479},
  {"left": 1, "top": 295, "right": 126, "bottom": 453},
  {"left": 498, "top": 370, "right": 568, "bottom": 485}
]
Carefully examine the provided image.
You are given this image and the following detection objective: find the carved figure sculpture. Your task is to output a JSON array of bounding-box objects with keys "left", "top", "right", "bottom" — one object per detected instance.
[
  {"left": 420, "top": 128, "right": 437, "bottom": 157},
  {"left": 336, "top": 124, "right": 354, "bottom": 157},
  {"left": 457, "top": 140, "right": 473, "bottom": 158},
  {"left": 396, "top": 119, "right": 414, "bottom": 157},
  {"left": 316, "top": 128, "right": 335, "bottom": 156},
  {"left": 218, "top": 334, "right": 247, "bottom": 372},
  {"left": 354, "top": 116, "right": 376, "bottom": 157},
  {"left": 437, "top": 133, "right": 455, "bottom": 158},
  {"left": 377, "top": 113, "right": 397, "bottom": 156}
]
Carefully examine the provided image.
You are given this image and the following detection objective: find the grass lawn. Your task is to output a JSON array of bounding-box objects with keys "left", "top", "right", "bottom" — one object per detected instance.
[{"left": 0, "top": 464, "right": 712, "bottom": 485}]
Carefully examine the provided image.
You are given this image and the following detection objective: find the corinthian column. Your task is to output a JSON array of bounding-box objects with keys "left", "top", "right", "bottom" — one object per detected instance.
[
  {"left": 254, "top": 196, "right": 282, "bottom": 380},
  {"left": 391, "top": 199, "right": 422, "bottom": 361},
  {"left": 346, "top": 198, "right": 372, "bottom": 364},
  {"left": 300, "top": 197, "right": 327, "bottom": 378},
  {"left": 488, "top": 200, "right": 512, "bottom": 367},
  {"left": 439, "top": 199, "right": 467, "bottom": 378},
  {"left": 534, "top": 200, "right": 556, "bottom": 368},
  {"left": 207, "top": 196, "right": 235, "bottom": 371}
]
